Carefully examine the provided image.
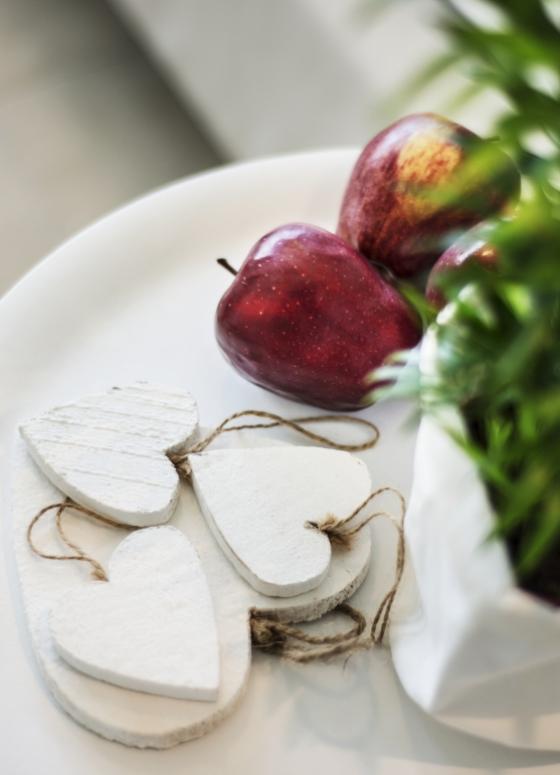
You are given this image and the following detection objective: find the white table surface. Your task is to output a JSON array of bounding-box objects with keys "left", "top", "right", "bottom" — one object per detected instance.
[{"left": 1, "top": 151, "right": 559, "bottom": 774}]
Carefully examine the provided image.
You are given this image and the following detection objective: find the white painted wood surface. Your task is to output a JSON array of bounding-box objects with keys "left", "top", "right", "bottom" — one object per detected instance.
[
  {"left": 20, "top": 383, "right": 199, "bottom": 526},
  {"left": 190, "top": 447, "right": 371, "bottom": 597},
  {"left": 50, "top": 526, "right": 220, "bottom": 701},
  {"left": 12, "top": 430, "right": 371, "bottom": 748}
]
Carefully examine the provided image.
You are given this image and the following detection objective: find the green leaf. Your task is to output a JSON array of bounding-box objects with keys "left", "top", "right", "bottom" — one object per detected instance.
[{"left": 377, "top": 0, "right": 560, "bottom": 597}]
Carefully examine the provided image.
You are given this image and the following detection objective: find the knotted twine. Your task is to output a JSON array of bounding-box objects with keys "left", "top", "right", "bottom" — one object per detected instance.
[
  {"left": 251, "top": 486, "right": 406, "bottom": 660},
  {"left": 26, "top": 410, "right": 405, "bottom": 661}
]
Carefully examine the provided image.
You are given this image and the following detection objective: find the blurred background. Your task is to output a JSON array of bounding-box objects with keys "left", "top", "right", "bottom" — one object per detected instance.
[{"left": 1, "top": 0, "right": 503, "bottom": 296}]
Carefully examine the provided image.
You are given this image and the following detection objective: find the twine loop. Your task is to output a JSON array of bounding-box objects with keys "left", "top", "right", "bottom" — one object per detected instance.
[
  {"left": 250, "top": 603, "right": 367, "bottom": 662},
  {"left": 306, "top": 486, "right": 406, "bottom": 550},
  {"left": 26, "top": 499, "right": 130, "bottom": 582},
  {"left": 169, "top": 410, "right": 380, "bottom": 480}
]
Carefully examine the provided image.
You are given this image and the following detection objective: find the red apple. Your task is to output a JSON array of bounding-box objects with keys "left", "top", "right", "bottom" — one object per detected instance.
[
  {"left": 338, "top": 113, "right": 518, "bottom": 277},
  {"left": 215, "top": 224, "right": 421, "bottom": 410},
  {"left": 426, "top": 229, "right": 498, "bottom": 309}
]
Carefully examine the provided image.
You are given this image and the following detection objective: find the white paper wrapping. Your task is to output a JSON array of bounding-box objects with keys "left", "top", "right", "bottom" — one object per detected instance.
[{"left": 390, "top": 408, "right": 560, "bottom": 749}]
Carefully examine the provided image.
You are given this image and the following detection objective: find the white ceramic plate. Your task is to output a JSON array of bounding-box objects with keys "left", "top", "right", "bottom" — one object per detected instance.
[{"left": 1, "top": 151, "right": 557, "bottom": 774}]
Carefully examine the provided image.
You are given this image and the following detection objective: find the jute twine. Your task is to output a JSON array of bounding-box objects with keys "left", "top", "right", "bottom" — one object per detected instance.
[
  {"left": 26, "top": 499, "right": 123, "bottom": 582},
  {"left": 251, "top": 486, "right": 406, "bottom": 660},
  {"left": 169, "top": 410, "right": 380, "bottom": 480},
  {"left": 26, "top": 409, "right": 406, "bottom": 662}
]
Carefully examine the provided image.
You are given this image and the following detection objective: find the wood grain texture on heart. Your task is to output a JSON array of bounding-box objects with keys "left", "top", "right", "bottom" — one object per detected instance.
[
  {"left": 189, "top": 447, "right": 372, "bottom": 597},
  {"left": 49, "top": 526, "right": 220, "bottom": 701},
  {"left": 12, "top": 429, "right": 372, "bottom": 748},
  {"left": 19, "top": 383, "right": 198, "bottom": 526}
]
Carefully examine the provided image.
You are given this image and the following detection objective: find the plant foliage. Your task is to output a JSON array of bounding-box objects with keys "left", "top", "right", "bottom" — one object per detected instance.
[{"left": 374, "top": 0, "right": 560, "bottom": 602}]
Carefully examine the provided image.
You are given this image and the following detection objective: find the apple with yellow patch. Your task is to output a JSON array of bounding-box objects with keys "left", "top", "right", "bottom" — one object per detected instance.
[{"left": 338, "top": 113, "right": 519, "bottom": 277}]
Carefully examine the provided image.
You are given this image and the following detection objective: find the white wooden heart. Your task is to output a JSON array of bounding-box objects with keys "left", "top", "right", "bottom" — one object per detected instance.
[
  {"left": 189, "top": 447, "right": 370, "bottom": 597},
  {"left": 49, "top": 526, "right": 220, "bottom": 701},
  {"left": 19, "top": 383, "right": 198, "bottom": 526},
  {"left": 12, "top": 428, "right": 373, "bottom": 748}
]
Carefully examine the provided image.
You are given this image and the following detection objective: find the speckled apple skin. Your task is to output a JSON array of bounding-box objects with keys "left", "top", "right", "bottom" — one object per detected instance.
[
  {"left": 426, "top": 230, "right": 499, "bottom": 308},
  {"left": 338, "top": 113, "right": 518, "bottom": 277},
  {"left": 215, "top": 223, "right": 420, "bottom": 410}
]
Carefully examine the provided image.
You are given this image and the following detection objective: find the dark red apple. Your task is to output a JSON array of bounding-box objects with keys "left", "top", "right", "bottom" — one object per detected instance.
[
  {"left": 338, "top": 113, "right": 518, "bottom": 277},
  {"left": 216, "top": 224, "right": 421, "bottom": 410},
  {"left": 426, "top": 229, "right": 498, "bottom": 309}
]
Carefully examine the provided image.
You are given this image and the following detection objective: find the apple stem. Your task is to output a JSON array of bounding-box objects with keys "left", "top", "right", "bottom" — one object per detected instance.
[{"left": 216, "top": 257, "right": 238, "bottom": 276}]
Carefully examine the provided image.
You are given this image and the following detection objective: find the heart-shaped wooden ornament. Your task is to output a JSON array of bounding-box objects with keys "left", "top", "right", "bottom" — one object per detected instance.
[
  {"left": 49, "top": 525, "right": 220, "bottom": 701},
  {"left": 13, "top": 426, "right": 374, "bottom": 747},
  {"left": 189, "top": 446, "right": 371, "bottom": 597},
  {"left": 20, "top": 383, "right": 198, "bottom": 526}
]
